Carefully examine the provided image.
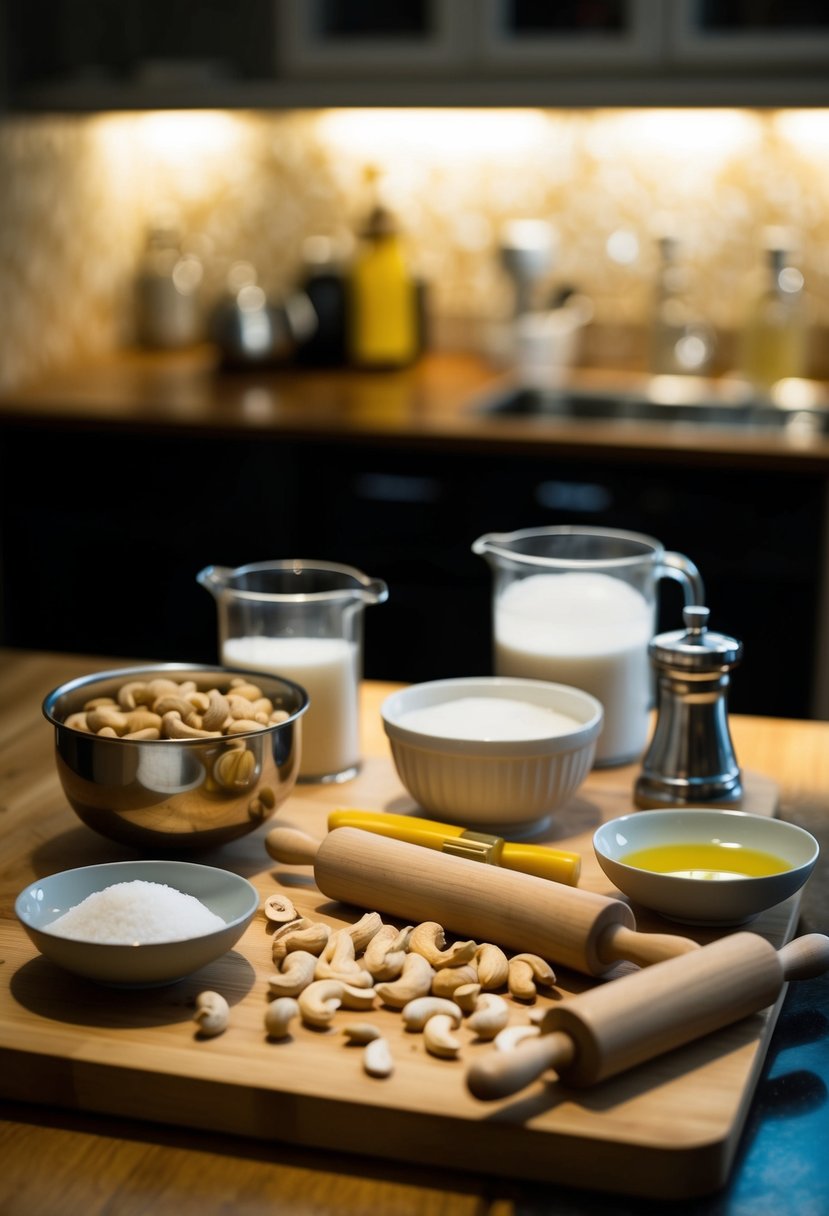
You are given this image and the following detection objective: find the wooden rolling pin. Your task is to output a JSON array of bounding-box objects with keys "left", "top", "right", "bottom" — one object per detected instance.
[
  {"left": 467, "top": 931, "right": 829, "bottom": 1100},
  {"left": 264, "top": 825, "right": 698, "bottom": 976}
]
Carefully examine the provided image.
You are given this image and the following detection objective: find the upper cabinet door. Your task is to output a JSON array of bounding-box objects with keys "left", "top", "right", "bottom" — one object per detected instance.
[
  {"left": 472, "top": 0, "right": 664, "bottom": 69},
  {"left": 276, "top": 0, "right": 473, "bottom": 75},
  {"left": 667, "top": 0, "right": 829, "bottom": 65}
]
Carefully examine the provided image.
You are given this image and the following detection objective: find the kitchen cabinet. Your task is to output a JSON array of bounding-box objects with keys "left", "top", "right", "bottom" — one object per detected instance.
[
  {"left": 0, "top": 419, "right": 823, "bottom": 724},
  {"left": 3, "top": 0, "right": 828, "bottom": 110}
]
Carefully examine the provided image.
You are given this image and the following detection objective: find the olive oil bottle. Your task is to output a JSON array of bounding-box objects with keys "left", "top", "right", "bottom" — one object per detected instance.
[{"left": 741, "top": 228, "right": 808, "bottom": 393}]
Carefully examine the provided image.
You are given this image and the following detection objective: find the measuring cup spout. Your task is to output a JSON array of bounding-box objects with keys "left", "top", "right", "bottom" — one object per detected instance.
[
  {"left": 357, "top": 578, "right": 389, "bottom": 606},
  {"left": 196, "top": 565, "right": 234, "bottom": 600}
]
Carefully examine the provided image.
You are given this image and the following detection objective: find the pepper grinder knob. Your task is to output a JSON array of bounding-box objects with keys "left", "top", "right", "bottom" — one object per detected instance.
[{"left": 634, "top": 605, "right": 743, "bottom": 809}]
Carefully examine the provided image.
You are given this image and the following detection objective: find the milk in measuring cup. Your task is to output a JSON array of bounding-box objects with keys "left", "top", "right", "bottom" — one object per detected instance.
[
  {"left": 222, "top": 635, "right": 359, "bottom": 781},
  {"left": 494, "top": 572, "right": 653, "bottom": 765}
]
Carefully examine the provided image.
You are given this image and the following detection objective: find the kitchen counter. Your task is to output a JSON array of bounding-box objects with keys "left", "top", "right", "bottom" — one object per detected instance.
[
  {"left": 0, "top": 647, "right": 827, "bottom": 1216},
  {"left": 4, "top": 346, "right": 829, "bottom": 472}
]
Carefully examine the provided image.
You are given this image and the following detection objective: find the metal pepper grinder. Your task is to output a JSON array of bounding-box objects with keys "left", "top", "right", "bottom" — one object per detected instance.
[{"left": 634, "top": 605, "right": 743, "bottom": 809}]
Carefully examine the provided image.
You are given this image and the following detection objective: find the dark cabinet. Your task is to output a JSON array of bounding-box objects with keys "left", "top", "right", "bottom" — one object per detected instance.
[
  {"left": 1, "top": 421, "right": 823, "bottom": 723},
  {"left": 3, "top": 0, "right": 828, "bottom": 109}
]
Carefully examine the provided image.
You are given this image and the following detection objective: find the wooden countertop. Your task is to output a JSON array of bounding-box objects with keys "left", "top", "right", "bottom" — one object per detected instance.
[
  {"left": 4, "top": 347, "right": 829, "bottom": 473},
  {"left": 0, "top": 647, "right": 827, "bottom": 1215}
]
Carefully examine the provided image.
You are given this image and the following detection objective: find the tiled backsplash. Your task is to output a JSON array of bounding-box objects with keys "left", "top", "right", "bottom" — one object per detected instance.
[{"left": 2, "top": 107, "right": 829, "bottom": 391}]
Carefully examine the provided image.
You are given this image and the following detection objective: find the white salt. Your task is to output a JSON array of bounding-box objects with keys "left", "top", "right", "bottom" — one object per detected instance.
[{"left": 47, "top": 880, "right": 226, "bottom": 945}]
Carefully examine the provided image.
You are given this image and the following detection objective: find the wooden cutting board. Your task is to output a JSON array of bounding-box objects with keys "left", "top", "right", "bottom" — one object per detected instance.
[{"left": 0, "top": 701, "right": 792, "bottom": 1202}]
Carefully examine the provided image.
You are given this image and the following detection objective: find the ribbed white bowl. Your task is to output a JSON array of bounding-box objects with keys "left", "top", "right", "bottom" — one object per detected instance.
[{"left": 381, "top": 677, "right": 603, "bottom": 836}]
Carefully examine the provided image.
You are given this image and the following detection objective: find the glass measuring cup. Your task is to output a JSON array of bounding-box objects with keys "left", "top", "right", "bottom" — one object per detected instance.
[
  {"left": 472, "top": 526, "right": 703, "bottom": 767},
  {"left": 197, "top": 560, "right": 388, "bottom": 783}
]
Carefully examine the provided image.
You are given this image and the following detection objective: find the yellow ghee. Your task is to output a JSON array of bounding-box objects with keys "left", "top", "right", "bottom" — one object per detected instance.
[{"left": 622, "top": 842, "right": 792, "bottom": 881}]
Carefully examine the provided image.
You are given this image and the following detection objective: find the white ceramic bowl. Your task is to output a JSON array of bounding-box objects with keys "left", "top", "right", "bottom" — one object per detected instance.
[
  {"left": 15, "top": 860, "right": 259, "bottom": 987},
  {"left": 593, "top": 809, "right": 819, "bottom": 926},
  {"left": 381, "top": 676, "right": 603, "bottom": 836}
]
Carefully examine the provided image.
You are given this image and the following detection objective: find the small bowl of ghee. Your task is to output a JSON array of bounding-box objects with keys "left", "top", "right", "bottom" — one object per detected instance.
[{"left": 593, "top": 809, "right": 819, "bottom": 926}]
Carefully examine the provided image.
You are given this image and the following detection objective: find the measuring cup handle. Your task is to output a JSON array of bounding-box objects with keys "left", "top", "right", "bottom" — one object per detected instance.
[{"left": 658, "top": 552, "right": 705, "bottom": 607}]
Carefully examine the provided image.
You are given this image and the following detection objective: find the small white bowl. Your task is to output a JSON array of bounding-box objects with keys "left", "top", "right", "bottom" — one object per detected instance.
[
  {"left": 15, "top": 860, "right": 259, "bottom": 987},
  {"left": 593, "top": 809, "right": 819, "bottom": 926},
  {"left": 381, "top": 676, "right": 603, "bottom": 836}
]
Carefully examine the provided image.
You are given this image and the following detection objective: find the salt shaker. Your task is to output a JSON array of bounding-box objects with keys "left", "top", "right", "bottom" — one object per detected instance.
[{"left": 634, "top": 606, "right": 743, "bottom": 808}]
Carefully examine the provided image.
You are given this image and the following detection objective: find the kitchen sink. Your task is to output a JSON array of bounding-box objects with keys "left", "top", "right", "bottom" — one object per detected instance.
[{"left": 473, "top": 376, "right": 829, "bottom": 436}]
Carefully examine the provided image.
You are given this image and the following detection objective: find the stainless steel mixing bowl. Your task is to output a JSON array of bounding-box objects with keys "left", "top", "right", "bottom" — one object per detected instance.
[{"left": 43, "top": 663, "right": 309, "bottom": 852}]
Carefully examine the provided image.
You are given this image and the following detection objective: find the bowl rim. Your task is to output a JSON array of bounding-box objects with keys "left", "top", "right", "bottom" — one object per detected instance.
[
  {"left": 381, "top": 675, "right": 603, "bottom": 757},
  {"left": 15, "top": 859, "right": 260, "bottom": 949},
  {"left": 42, "top": 662, "right": 310, "bottom": 742},
  {"left": 593, "top": 808, "right": 820, "bottom": 885}
]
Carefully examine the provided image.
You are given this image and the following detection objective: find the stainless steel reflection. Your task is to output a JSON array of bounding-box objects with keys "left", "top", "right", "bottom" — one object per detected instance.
[{"left": 43, "top": 663, "right": 309, "bottom": 851}]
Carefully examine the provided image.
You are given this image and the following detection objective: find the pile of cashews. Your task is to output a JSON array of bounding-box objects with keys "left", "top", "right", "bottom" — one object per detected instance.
[
  {"left": 194, "top": 893, "right": 557, "bottom": 1079},
  {"left": 63, "top": 676, "right": 290, "bottom": 741}
]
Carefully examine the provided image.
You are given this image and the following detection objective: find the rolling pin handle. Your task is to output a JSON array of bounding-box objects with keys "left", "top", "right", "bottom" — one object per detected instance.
[
  {"left": 264, "top": 825, "right": 321, "bottom": 865},
  {"left": 596, "top": 923, "right": 699, "bottom": 969},
  {"left": 466, "top": 1032, "right": 575, "bottom": 1102},
  {"left": 778, "top": 933, "right": 829, "bottom": 980}
]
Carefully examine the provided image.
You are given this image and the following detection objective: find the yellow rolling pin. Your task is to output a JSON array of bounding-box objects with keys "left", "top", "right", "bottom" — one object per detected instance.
[{"left": 328, "top": 808, "right": 581, "bottom": 885}]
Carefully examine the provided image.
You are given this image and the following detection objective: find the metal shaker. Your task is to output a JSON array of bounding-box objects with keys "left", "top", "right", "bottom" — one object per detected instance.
[{"left": 634, "top": 606, "right": 742, "bottom": 808}]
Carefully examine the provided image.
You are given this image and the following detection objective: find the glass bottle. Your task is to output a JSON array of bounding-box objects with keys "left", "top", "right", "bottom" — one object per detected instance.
[
  {"left": 740, "top": 229, "right": 808, "bottom": 394},
  {"left": 648, "top": 236, "right": 715, "bottom": 377},
  {"left": 134, "top": 220, "right": 204, "bottom": 350}
]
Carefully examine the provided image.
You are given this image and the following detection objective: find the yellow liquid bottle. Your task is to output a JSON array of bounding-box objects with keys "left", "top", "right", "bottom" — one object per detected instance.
[
  {"left": 347, "top": 205, "right": 418, "bottom": 370},
  {"left": 741, "top": 232, "right": 808, "bottom": 393}
]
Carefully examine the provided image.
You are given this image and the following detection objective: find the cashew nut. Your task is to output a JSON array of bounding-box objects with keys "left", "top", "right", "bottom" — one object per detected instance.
[
  {"left": 467, "top": 993, "right": 510, "bottom": 1041},
  {"left": 409, "top": 922, "right": 477, "bottom": 969},
  {"left": 64, "top": 712, "right": 91, "bottom": 732},
  {"left": 362, "top": 923, "right": 407, "bottom": 981},
  {"left": 125, "top": 709, "right": 163, "bottom": 733},
  {"left": 116, "top": 680, "right": 152, "bottom": 710},
  {"left": 423, "top": 1013, "right": 461, "bottom": 1059},
  {"left": 476, "top": 942, "right": 510, "bottom": 990},
  {"left": 202, "top": 688, "right": 230, "bottom": 732},
  {"left": 363, "top": 1037, "right": 394, "bottom": 1078},
  {"left": 272, "top": 920, "right": 331, "bottom": 963},
  {"left": 315, "top": 929, "right": 374, "bottom": 987},
  {"left": 342, "top": 911, "right": 384, "bottom": 954},
  {"left": 268, "top": 950, "right": 318, "bottom": 997},
  {"left": 374, "top": 953, "right": 435, "bottom": 1009},
  {"left": 227, "top": 681, "right": 265, "bottom": 702},
  {"left": 431, "top": 963, "right": 478, "bottom": 999},
  {"left": 86, "top": 706, "right": 130, "bottom": 735},
  {"left": 342, "top": 1022, "right": 382, "bottom": 1045},
  {"left": 161, "top": 711, "right": 222, "bottom": 740},
  {"left": 401, "top": 996, "right": 462, "bottom": 1032},
  {"left": 298, "top": 979, "right": 375, "bottom": 1029},
  {"left": 508, "top": 953, "right": 557, "bottom": 1002},
  {"left": 194, "top": 990, "right": 229, "bottom": 1037},
  {"left": 452, "top": 982, "right": 482, "bottom": 1013},
  {"left": 264, "top": 997, "right": 300, "bottom": 1039},
  {"left": 82, "top": 696, "right": 118, "bottom": 710},
  {"left": 146, "top": 678, "right": 181, "bottom": 700},
  {"left": 263, "top": 893, "right": 299, "bottom": 925},
  {"left": 298, "top": 979, "right": 345, "bottom": 1028},
  {"left": 226, "top": 719, "right": 267, "bottom": 735},
  {"left": 152, "top": 695, "right": 201, "bottom": 721},
  {"left": 494, "top": 1024, "right": 541, "bottom": 1052}
]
